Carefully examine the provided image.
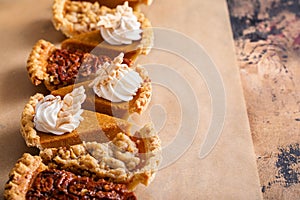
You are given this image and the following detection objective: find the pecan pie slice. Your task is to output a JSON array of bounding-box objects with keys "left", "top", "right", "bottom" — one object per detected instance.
[
  {"left": 20, "top": 93, "right": 132, "bottom": 149},
  {"left": 27, "top": 39, "right": 135, "bottom": 91},
  {"left": 4, "top": 153, "right": 137, "bottom": 200}
]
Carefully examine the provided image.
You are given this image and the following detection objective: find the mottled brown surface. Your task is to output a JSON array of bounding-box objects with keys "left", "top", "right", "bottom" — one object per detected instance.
[{"left": 227, "top": 0, "right": 300, "bottom": 199}]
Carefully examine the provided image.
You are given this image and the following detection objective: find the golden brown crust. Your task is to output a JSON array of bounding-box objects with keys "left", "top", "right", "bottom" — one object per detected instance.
[
  {"left": 39, "top": 123, "right": 161, "bottom": 190},
  {"left": 20, "top": 93, "right": 44, "bottom": 149},
  {"left": 4, "top": 153, "right": 47, "bottom": 200},
  {"left": 26, "top": 40, "right": 55, "bottom": 88},
  {"left": 52, "top": 0, "right": 72, "bottom": 36},
  {"left": 129, "top": 123, "right": 162, "bottom": 188},
  {"left": 129, "top": 65, "right": 152, "bottom": 114}
]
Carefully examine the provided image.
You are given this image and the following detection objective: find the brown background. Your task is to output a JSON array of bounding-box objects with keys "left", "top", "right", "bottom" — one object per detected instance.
[{"left": 227, "top": 0, "right": 300, "bottom": 199}]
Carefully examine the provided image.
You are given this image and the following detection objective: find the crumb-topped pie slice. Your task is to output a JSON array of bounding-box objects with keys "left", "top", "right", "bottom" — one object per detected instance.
[
  {"left": 20, "top": 86, "right": 132, "bottom": 149},
  {"left": 27, "top": 39, "right": 137, "bottom": 91},
  {"left": 40, "top": 123, "right": 161, "bottom": 190},
  {"left": 4, "top": 153, "right": 137, "bottom": 200},
  {"left": 51, "top": 53, "right": 152, "bottom": 118}
]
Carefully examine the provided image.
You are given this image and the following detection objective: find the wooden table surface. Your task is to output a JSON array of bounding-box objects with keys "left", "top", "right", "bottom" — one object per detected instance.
[{"left": 227, "top": 0, "right": 300, "bottom": 199}]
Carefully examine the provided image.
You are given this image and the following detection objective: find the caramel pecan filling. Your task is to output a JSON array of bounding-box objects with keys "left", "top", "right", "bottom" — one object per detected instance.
[
  {"left": 26, "top": 169, "right": 136, "bottom": 200},
  {"left": 47, "top": 49, "right": 111, "bottom": 86}
]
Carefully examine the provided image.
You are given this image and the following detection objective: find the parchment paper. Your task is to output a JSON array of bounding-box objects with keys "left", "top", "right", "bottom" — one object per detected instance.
[{"left": 0, "top": 0, "right": 262, "bottom": 199}]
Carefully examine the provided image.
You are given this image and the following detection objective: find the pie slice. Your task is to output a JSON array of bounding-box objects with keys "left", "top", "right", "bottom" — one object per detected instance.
[
  {"left": 40, "top": 123, "right": 161, "bottom": 190},
  {"left": 20, "top": 93, "right": 132, "bottom": 149},
  {"left": 27, "top": 39, "right": 138, "bottom": 91},
  {"left": 51, "top": 64, "right": 151, "bottom": 119},
  {"left": 4, "top": 153, "right": 137, "bottom": 199},
  {"left": 52, "top": 0, "right": 153, "bottom": 48}
]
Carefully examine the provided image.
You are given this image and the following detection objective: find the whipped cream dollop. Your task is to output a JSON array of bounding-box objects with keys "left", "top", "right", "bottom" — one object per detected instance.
[
  {"left": 97, "top": 2, "right": 143, "bottom": 45},
  {"left": 89, "top": 53, "right": 143, "bottom": 102},
  {"left": 34, "top": 86, "right": 86, "bottom": 135}
]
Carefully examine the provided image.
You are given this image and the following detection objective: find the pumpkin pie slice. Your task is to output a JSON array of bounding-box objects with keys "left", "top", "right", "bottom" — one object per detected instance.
[
  {"left": 27, "top": 39, "right": 138, "bottom": 91},
  {"left": 53, "top": 0, "right": 154, "bottom": 56},
  {"left": 53, "top": 0, "right": 153, "bottom": 54},
  {"left": 4, "top": 153, "right": 137, "bottom": 199},
  {"left": 20, "top": 91, "right": 132, "bottom": 149},
  {"left": 51, "top": 57, "right": 152, "bottom": 119}
]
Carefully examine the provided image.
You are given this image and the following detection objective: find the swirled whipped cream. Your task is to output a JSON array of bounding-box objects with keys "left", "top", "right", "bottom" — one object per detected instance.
[
  {"left": 34, "top": 86, "right": 86, "bottom": 135},
  {"left": 97, "top": 2, "right": 143, "bottom": 45},
  {"left": 89, "top": 53, "right": 143, "bottom": 102}
]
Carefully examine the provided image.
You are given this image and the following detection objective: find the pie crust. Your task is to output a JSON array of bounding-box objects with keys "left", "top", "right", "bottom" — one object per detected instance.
[
  {"left": 51, "top": 65, "right": 152, "bottom": 118},
  {"left": 26, "top": 40, "right": 56, "bottom": 88},
  {"left": 4, "top": 153, "right": 47, "bottom": 200},
  {"left": 20, "top": 93, "right": 132, "bottom": 149}
]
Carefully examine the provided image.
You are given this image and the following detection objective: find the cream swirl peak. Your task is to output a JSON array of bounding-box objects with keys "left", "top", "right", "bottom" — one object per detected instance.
[
  {"left": 34, "top": 86, "right": 86, "bottom": 135},
  {"left": 89, "top": 53, "right": 143, "bottom": 102},
  {"left": 97, "top": 2, "right": 143, "bottom": 45}
]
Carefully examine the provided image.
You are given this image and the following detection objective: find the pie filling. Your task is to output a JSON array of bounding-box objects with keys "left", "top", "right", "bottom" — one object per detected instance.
[
  {"left": 26, "top": 169, "right": 136, "bottom": 200},
  {"left": 47, "top": 49, "right": 112, "bottom": 86},
  {"left": 47, "top": 49, "right": 133, "bottom": 87}
]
